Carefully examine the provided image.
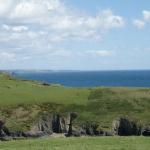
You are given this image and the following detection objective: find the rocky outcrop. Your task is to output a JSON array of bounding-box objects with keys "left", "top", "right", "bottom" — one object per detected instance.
[
  {"left": 67, "top": 112, "right": 78, "bottom": 136},
  {"left": 0, "top": 113, "right": 77, "bottom": 140},
  {"left": 81, "top": 122, "right": 113, "bottom": 136},
  {"left": 26, "top": 113, "right": 70, "bottom": 137},
  {"left": 112, "top": 117, "right": 141, "bottom": 136},
  {"left": 52, "top": 114, "right": 70, "bottom": 133},
  {"left": 0, "top": 115, "right": 149, "bottom": 141},
  {"left": 0, "top": 120, "right": 26, "bottom": 140},
  {"left": 25, "top": 112, "right": 79, "bottom": 137},
  {"left": 81, "top": 122, "right": 100, "bottom": 136}
]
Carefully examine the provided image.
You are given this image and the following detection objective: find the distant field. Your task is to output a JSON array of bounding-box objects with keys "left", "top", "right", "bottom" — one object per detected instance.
[{"left": 0, "top": 137, "right": 149, "bottom": 150}]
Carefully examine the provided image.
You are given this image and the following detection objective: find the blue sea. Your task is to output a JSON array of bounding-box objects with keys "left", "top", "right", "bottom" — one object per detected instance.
[{"left": 9, "top": 70, "right": 150, "bottom": 88}]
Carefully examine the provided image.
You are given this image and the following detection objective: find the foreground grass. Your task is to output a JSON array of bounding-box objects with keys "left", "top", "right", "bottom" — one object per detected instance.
[{"left": 0, "top": 137, "right": 149, "bottom": 150}]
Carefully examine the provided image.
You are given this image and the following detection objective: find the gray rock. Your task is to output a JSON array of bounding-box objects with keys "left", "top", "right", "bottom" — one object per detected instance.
[
  {"left": 68, "top": 112, "right": 78, "bottom": 136},
  {"left": 81, "top": 122, "right": 100, "bottom": 136},
  {"left": 112, "top": 117, "right": 141, "bottom": 136},
  {"left": 29, "top": 113, "right": 72, "bottom": 136}
]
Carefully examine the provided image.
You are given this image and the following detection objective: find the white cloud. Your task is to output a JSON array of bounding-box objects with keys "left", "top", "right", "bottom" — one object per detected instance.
[
  {"left": 133, "top": 19, "right": 145, "bottom": 29},
  {"left": 10, "top": 0, "right": 48, "bottom": 19},
  {"left": 0, "top": 0, "right": 124, "bottom": 35},
  {"left": 143, "top": 10, "right": 150, "bottom": 21},
  {"left": 3, "top": 0, "right": 65, "bottom": 21},
  {"left": 133, "top": 10, "right": 150, "bottom": 29},
  {"left": 95, "top": 10, "right": 124, "bottom": 29},
  {"left": 0, "top": 0, "right": 14, "bottom": 16},
  {"left": 12, "top": 1, "right": 40, "bottom": 19},
  {"left": 85, "top": 50, "right": 113, "bottom": 57},
  {"left": 0, "top": 1, "right": 125, "bottom": 48},
  {"left": 0, "top": 52, "right": 16, "bottom": 62},
  {"left": 0, "top": 0, "right": 124, "bottom": 69},
  {"left": 2, "top": 24, "right": 28, "bottom": 32},
  {"left": 50, "top": 9, "right": 124, "bottom": 31},
  {"left": 12, "top": 26, "right": 28, "bottom": 32}
]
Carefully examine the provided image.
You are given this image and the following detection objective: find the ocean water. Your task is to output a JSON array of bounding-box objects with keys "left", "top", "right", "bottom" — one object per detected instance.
[{"left": 11, "top": 70, "right": 150, "bottom": 88}]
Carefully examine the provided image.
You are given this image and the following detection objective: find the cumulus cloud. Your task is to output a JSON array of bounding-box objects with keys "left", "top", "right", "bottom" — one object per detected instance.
[
  {"left": 0, "top": 0, "right": 124, "bottom": 36},
  {"left": 133, "top": 10, "right": 150, "bottom": 29},
  {"left": 0, "top": 0, "right": 65, "bottom": 21},
  {"left": 49, "top": 9, "right": 124, "bottom": 31},
  {"left": 2, "top": 24, "right": 28, "bottom": 32},
  {"left": 133, "top": 19, "right": 145, "bottom": 29},
  {"left": 0, "top": 0, "right": 124, "bottom": 68},
  {"left": 0, "top": 52, "right": 16, "bottom": 62},
  {"left": 0, "top": 0, "right": 14, "bottom": 16},
  {"left": 143, "top": 10, "right": 150, "bottom": 21}
]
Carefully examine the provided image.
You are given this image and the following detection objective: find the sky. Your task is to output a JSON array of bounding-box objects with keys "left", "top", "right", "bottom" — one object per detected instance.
[{"left": 0, "top": 0, "right": 150, "bottom": 70}]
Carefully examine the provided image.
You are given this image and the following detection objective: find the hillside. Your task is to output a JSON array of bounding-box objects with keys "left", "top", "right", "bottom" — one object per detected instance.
[{"left": 0, "top": 72, "right": 150, "bottom": 138}]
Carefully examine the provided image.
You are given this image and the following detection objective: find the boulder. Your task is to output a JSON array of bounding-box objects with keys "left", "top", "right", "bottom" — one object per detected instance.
[{"left": 112, "top": 117, "right": 141, "bottom": 136}]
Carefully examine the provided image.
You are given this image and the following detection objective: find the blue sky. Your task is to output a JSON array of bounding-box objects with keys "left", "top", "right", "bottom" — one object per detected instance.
[{"left": 0, "top": 0, "right": 150, "bottom": 70}]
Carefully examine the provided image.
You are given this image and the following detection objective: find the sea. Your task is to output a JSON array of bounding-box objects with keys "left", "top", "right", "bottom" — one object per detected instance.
[{"left": 5, "top": 70, "right": 150, "bottom": 88}]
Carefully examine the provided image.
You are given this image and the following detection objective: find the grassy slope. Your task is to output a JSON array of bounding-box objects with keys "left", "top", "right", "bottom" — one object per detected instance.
[
  {"left": 0, "top": 73, "right": 89, "bottom": 106},
  {"left": 0, "top": 72, "right": 150, "bottom": 130},
  {"left": 0, "top": 137, "right": 149, "bottom": 150}
]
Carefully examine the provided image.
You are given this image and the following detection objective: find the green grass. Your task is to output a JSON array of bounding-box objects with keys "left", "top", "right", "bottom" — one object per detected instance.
[
  {"left": 0, "top": 73, "right": 89, "bottom": 106},
  {"left": 0, "top": 73, "right": 150, "bottom": 149},
  {"left": 0, "top": 137, "right": 149, "bottom": 150},
  {"left": 0, "top": 72, "right": 150, "bottom": 130}
]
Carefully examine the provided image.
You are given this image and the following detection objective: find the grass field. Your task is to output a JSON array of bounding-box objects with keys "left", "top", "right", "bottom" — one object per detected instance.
[
  {"left": 0, "top": 73, "right": 89, "bottom": 106},
  {"left": 0, "top": 72, "right": 150, "bottom": 131},
  {"left": 0, "top": 137, "right": 149, "bottom": 150},
  {"left": 0, "top": 73, "right": 150, "bottom": 149}
]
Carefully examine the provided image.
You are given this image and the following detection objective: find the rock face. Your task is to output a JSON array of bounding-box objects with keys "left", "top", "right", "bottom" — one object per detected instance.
[
  {"left": 26, "top": 112, "right": 79, "bottom": 137},
  {"left": 82, "top": 122, "right": 100, "bottom": 136},
  {"left": 112, "top": 117, "right": 141, "bottom": 136},
  {"left": 0, "top": 113, "right": 71, "bottom": 140},
  {"left": 25, "top": 114, "right": 53, "bottom": 137},
  {"left": 67, "top": 112, "right": 78, "bottom": 136},
  {"left": 27, "top": 113, "right": 71, "bottom": 137},
  {"left": 0, "top": 114, "right": 149, "bottom": 141}
]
